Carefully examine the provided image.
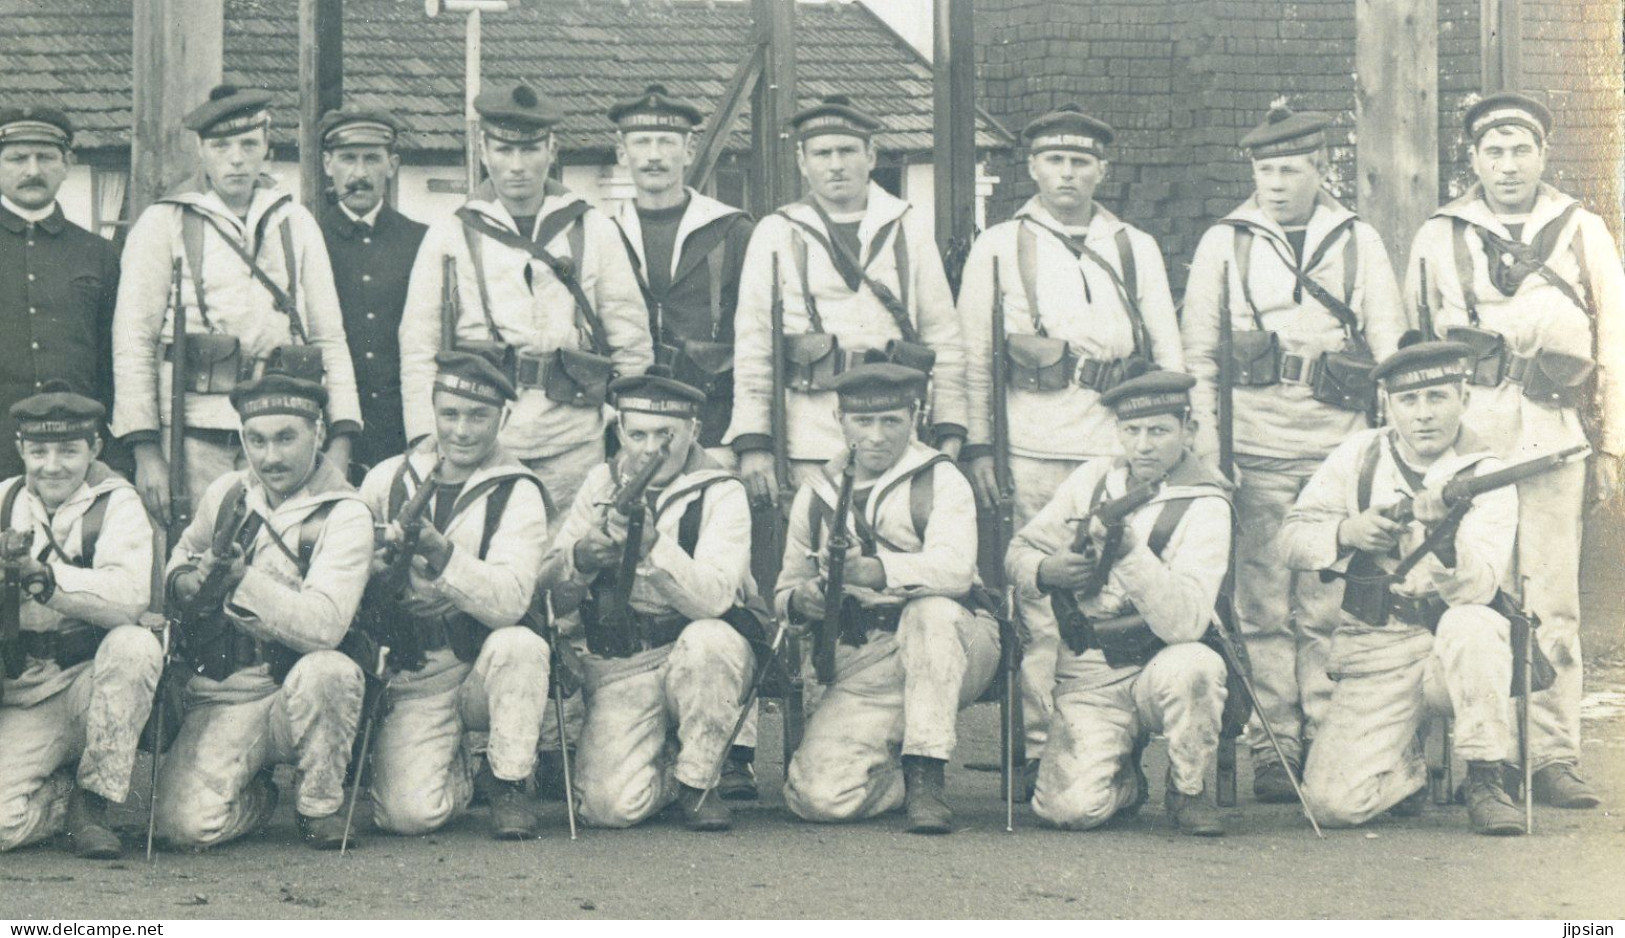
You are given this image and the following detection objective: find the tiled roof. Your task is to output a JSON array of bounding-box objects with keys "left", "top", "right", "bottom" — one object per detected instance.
[{"left": 0, "top": 0, "right": 1013, "bottom": 157}]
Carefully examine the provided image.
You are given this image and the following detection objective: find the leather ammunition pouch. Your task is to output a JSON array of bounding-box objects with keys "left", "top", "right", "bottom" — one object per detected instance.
[
  {"left": 783, "top": 333, "right": 844, "bottom": 392},
  {"left": 1005, "top": 334, "right": 1077, "bottom": 392},
  {"left": 659, "top": 338, "right": 735, "bottom": 397},
  {"left": 537, "top": 347, "right": 614, "bottom": 409},
  {"left": 1312, "top": 349, "right": 1380, "bottom": 413},
  {"left": 1225, "top": 330, "right": 1281, "bottom": 386},
  {"left": 884, "top": 339, "right": 937, "bottom": 378},
  {"left": 187, "top": 617, "right": 301, "bottom": 683},
  {"left": 1341, "top": 576, "right": 1447, "bottom": 631},
  {"left": 1445, "top": 326, "right": 1508, "bottom": 388},
  {"left": 168, "top": 334, "right": 243, "bottom": 394},
  {"left": 14, "top": 628, "right": 105, "bottom": 671},
  {"left": 1518, "top": 350, "right": 1595, "bottom": 410},
  {"left": 265, "top": 345, "right": 326, "bottom": 384}
]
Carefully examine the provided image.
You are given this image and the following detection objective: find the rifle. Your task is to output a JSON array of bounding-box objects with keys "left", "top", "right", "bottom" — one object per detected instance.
[
  {"left": 341, "top": 641, "right": 389, "bottom": 855},
  {"left": 358, "top": 461, "right": 442, "bottom": 672},
  {"left": 1326, "top": 444, "right": 1589, "bottom": 594},
  {"left": 171, "top": 495, "right": 250, "bottom": 671},
  {"left": 1215, "top": 260, "right": 1240, "bottom": 806},
  {"left": 989, "top": 262, "right": 1026, "bottom": 829},
  {"left": 1417, "top": 258, "right": 1435, "bottom": 342},
  {"left": 440, "top": 255, "right": 459, "bottom": 352},
  {"left": 579, "top": 443, "right": 669, "bottom": 658},
  {"left": 138, "top": 611, "right": 171, "bottom": 861},
  {"left": 1048, "top": 476, "right": 1163, "bottom": 649},
  {"left": 0, "top": 529, "right": 33, "bottom": 690},
  {"left": 167, "top": 258, "right": 190, "bottom": 544},
  {"left": 694, "top": 621, "right": 789, "bottom": 814},
  {"left": 750, "top": 253, "right": 793, "bottom": 601},
  {"left": 1208, "top": 606, "right": 1325, "bottom": 838},
  {"left": 813, "top": 448, "right": 858, "bottom": 685},
  {"left": 523, "top": 591, "right": 580, "bottom": 841}
]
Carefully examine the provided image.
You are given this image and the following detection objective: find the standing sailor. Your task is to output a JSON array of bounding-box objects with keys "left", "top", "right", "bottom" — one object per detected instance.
[
  {"left": 1402, "top": 93, "right": 1625, "bottom": 809},
  {"left": 1180, "top": 106, "right": 1405, "bottom": 801}
]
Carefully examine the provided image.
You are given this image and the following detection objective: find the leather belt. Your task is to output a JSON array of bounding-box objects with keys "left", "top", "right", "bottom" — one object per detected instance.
[
  {"left": 1504, "top": 352, "right": 1536, "bottom": 385},
  {"left": 1279, "top": 352, "right": 1322, "bottom": 387},
  {"left": 1388, "top": 593, "right": 1445, "bottom": 630},
  {"left": 17, "top": 629, "right": 102, "bottom": 669}
]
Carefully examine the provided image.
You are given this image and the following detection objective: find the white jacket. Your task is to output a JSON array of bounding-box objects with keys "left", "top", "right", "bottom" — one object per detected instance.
[
  {"left": 1005, "top": 452, "right": 1232, "bottom": 656},
  {"left": 111, "top": 176, "right": 362, "bottom": 438},
  {"left": 958, "top": 198, "right": 1183, "bottom": 461},
  {"left": 398, "top": 182, "right": 653, "bottom": 461},
  {"left": 1404, "top": 183, "right": 1625, "bottom": 458},
  {"left": 724, "top": 184, "right": 968, "bottom": 461},
  {"left": 1181, "top": 193, "right": 1405, "bottom": 460},
  {"left": 0, "top": 464, "right": 152, "bottom": 706},
  {"left": 775, "top": 441, "right": 979, "bottom": 618},
  {"left": 540, "top": 445, "right": 756, "bottom": 625},
  {"left": 360, "top": 447, "right": 547, "bottom": 631}
]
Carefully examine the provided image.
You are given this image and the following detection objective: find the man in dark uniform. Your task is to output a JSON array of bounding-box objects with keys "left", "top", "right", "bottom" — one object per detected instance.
[
  {"left": 0, "top": 105, "right": 120, "bottom": 479},
  {"left": 607, "top": 84, "right": 753, "bottom": 457},
  {"left": 317, "top": 107, "right": 428, "bottom": 474}
]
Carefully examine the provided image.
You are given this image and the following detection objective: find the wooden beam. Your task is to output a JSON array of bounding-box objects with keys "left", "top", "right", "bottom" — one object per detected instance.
[
  {"left": 686, "top": 43, "right": 764, "bottom": 192},
  {"left": 1356, "top": 0, "right": 1439, "bottom": 274},
  {"left": 299, "top": 0, "right": 345, "bottom": 211},
  {"left": 750, "top": 0, "right": 799, "bottom": 216},
  {"left": 1480, "top": 0, "right": 1523, "bottom": 91},
  {"left": 932, "top": 0, "right": 977, "bottom": 276},
  {"left": 130, "top": 0, "right": 222, "bottom": 217}
]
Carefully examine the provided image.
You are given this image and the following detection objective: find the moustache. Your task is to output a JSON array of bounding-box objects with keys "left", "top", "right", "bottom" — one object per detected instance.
[
  {"left": 343, "top": 180, "right": 374, "bottom": 194},
  {"left": 18, "top": 177, "right": 46, "bottom": 188}
]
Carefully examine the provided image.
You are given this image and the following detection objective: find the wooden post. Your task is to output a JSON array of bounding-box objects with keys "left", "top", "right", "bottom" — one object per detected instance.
[
  {"left": 686, "top": 44, "right": 764, "bottom": 192},
  {"left": 1480, "top": 0, "right": 1523, "bottom": 91},
  {"left": 130, "top": 0, "right": 222, "bottom": 217},
  {"left": 1355, "top": 0, "right": 1438, "bottom": 273},
  {"left": 933, "top": 0, "right": 977, "bottom": 264},
  {"left": 299, "top": 0, "right": 344, "bottom": 212},
  {"left": 750, "top": 0, "right": 799, "bottom": 216}
]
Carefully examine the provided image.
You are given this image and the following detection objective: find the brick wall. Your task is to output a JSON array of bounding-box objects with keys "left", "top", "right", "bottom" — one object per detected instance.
[
  {"left": 976, "top": 0, "right": 1620, "bottom": 292},
  {"left": 1521, "top": 0, "right": 1623, "bottom": 233}
]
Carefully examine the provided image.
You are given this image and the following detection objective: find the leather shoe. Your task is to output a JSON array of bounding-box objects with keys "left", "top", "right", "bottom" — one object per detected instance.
[
  {"left": 488, "top": 775, "right": 541, "bottom": 840},
  {"left": 1531, "top": 763, "right": 1599, "bottom": 809},
  {"left": 1166, "top": 771, "right": 1225, "bottom": 837},
  {"left": 65, "top": 787, "right": 122, "bottom": 860},
  {"left": 1465, "top": 762, "right": 1525, "bottom": 835},
  {"left": 1252, "top": 758, "right": 1300, "bottom": 804},
  {"left": 903, "top": 756, "right": 953, "bottom": 835},
  {"left": 676, "top": 784, "right": 732, "bottom": 832},
  {"left": 297, "top": 812, "right": 349, "bottom": 850},
  {"left": 717, "top": 747, "right": 759, "bottom": 801}
]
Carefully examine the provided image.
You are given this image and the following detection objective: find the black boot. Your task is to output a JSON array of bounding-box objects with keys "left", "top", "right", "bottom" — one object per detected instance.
[
  {"left": 902, "top": 756, "right": 953, "bottom": 835},
  {"left": 533, "top": 749, "right": 574, "bottom": 802},
  {"left": 485, "top": 769, "right": 540, "bottom": 840},
  {"left": 676, "top": 783, "right": 732, "bottom": 832},
  {"left": 1252, "top": 757, "right": 1300, "bottom": 804},
  {"left": 1165, "top": 770, "right": 1225, "bottom": 837},
  {"left": 717, "top": 746, "right": 759, "bottom": 801},
  {"left": 1465, "top": 761, "right": 1524, "bottom": 836},
  {"left": 296, "top": 812, "right": 349, "bottom": 850},
  {"left": 64, "top": 787, "right": 122, "bottom": 860}
]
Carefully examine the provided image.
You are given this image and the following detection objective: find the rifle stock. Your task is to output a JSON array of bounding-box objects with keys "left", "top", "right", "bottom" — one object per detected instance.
[
  {"left": 814, "top": 449, "right": 858, "bottom": 685},
  {"left": 0, "top": 530, "right": 31, "bottom": 686},
  {"left": 1417, "top": 258, "right": 1435, "bottom": 341},
  {"left": 989, "top": 260, "right": 1016, "bottom": 583},
  {"left": 1215, "top": 261, "right": 1238, "bottom": 805},
  {"left": 440, "top": 255, "right": 459, "bottom": 352},
  {"left": 167, "top": 258, "right": 190, "bottom": 543},
  {"left": 358, "top": 461, "right": 442, "bottom": 671},
  {"left": 173, "top": 495, "right": 249, "bottom": 666},
  {"left": 580, "top": 444, "right": 669, "bottom": 658}
]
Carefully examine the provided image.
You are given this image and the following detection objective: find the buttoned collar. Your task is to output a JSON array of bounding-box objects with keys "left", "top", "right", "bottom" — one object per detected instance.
[{"left": 0, "top": 197, "right": 65, "bottom": 234}]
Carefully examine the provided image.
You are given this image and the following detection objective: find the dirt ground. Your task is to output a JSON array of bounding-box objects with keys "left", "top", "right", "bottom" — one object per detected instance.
[{"left": 2, "top": 654, "right": 1623, "bottom": 921}]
